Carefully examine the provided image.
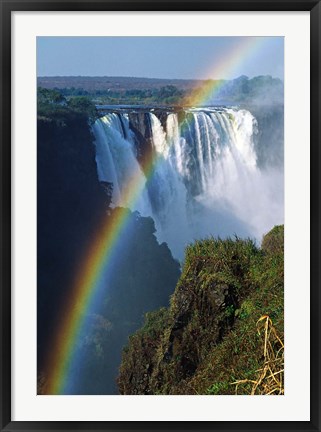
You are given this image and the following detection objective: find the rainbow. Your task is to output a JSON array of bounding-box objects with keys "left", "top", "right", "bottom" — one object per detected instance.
[
  {"left": 184, "top": 37, "right": 266, "bottom": 106},
  {"left": 45, "top": 36, "right": 267, "bottom": 394},
  {"left": 45, "top": 144, "right": 155, "bottom": 394}
]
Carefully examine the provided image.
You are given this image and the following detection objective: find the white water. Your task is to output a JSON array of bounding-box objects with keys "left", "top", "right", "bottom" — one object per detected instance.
[
  {"left": 93, "top": 108, "right": 284, "bottom": 259},
  {"left": 93, "top": 113, "right": 153, "bottom": 217}
]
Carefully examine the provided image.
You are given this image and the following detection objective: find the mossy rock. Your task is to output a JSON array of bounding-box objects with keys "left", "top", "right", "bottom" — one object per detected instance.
[{"left": 118, "top": 225, "right": 284, "bottom": 395}]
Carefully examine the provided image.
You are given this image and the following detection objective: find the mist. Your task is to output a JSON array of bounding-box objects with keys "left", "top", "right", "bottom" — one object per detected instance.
[{"left": 94, "top": 101, "right": 284, "bottom": 260}]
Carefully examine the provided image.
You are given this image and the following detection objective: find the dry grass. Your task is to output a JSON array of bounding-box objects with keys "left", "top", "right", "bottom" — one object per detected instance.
[{"left": 231, "top": 315, "right": 284, "bottom": 395}]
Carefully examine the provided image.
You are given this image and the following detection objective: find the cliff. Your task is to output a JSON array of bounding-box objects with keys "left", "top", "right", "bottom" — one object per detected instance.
[
  {"left": 37, "top": 91, "right": 181, "bottom": 394},
  {"left": 118, "top": 225, "right": 284, "bottom": 395},
  {"left": 37, "top": 102, "right": 108, "bottom": 370}
]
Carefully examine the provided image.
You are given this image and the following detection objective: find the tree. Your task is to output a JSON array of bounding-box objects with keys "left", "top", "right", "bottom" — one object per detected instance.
[
  {"left": 38, "top": 87, "right": 66, "bottom": 105},
  {"left": 67, "top": 96, "right": 98, "bottom": 122}
]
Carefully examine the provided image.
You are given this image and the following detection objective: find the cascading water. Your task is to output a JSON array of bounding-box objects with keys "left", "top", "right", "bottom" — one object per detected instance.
[
  {"left": 93, "top": 113, "right": 153, "bottom": 217},
  {"left": 93, "top": 107, "right": 284, "bottom": 259}
]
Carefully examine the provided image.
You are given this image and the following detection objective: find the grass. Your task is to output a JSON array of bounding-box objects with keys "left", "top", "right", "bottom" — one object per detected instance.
[
  {"left": 231, "top": 315, "right": 284, "bottom": 395},
  {"left": 118, "top": 226, "right": 284, "bottom": 395}
]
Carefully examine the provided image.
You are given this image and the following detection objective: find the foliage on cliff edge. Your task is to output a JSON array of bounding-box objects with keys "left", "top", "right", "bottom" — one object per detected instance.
[{"left": 118, "top": 225, "right": 284, "bottom": 395}]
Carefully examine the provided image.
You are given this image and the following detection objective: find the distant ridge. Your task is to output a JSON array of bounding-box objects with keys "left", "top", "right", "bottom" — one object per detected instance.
[
  {"left": 37, "top": 75, "right": 283, "bottom": 107},
  {"left": 37, "top": 76, "right": 203, "bottom": 92}
]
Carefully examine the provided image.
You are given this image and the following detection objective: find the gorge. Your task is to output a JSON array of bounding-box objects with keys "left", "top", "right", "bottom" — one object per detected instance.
[{"left": 37, "top": 92, "right": 284, "bottom": 395}]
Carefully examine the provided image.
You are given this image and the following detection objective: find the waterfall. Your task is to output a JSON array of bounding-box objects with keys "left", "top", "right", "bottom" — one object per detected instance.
[
  {"left": 92, "top": 113, "right": 153, "bottom": 217},
  {"left": 93, "top": 107, "right": 284, "bottom": 259}
]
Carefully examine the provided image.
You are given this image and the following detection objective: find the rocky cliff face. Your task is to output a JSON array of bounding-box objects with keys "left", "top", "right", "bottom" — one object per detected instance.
[
  {"left": 37, "top": 113, "right": 108, "bottom": 370},
  {"left": 118, "top": 226, "right": 284, "bottom": 395},
  {"left": 37, "top": 106, "right": 181, "bottom": 394}
]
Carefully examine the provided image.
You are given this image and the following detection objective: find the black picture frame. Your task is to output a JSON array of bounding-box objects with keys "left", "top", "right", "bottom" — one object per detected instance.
[{"left": 1, "top": 1, "right": 320, "bottom": 431}]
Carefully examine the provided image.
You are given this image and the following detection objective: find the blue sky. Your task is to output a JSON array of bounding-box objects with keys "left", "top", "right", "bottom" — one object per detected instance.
[{"left": 37, "top": 37, "right": 284, "bottom": 80}]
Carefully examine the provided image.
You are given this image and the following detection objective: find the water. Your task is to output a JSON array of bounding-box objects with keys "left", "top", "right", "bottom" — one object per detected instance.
[{"left": 93, "top": 107, "right": 284, "bottom": 259}]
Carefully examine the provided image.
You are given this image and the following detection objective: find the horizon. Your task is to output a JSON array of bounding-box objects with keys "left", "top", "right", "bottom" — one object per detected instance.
[{"left": 37, "top": 73, "right": 283, "bottom": 81}]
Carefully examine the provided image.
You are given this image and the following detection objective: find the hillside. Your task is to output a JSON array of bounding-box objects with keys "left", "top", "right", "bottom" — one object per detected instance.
[
  {"left": 118, "top": 226, "right": 284, "bottom": 395},
  {"left": 37, "top": 76, "right": 200, "bottom": 92},
  {"left": 37, "top": 75, "right": 283, "bottom": 106}
]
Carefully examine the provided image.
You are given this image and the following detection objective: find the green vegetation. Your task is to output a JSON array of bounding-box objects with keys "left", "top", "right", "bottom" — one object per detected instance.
[
  {"left": 231, "top": 315, "right": 284, "bottom": 395},
  {"left": 37, "top": 87, "right": 98, "bottom": 124},
  {"left": 55, "top": 84, "right": 184, "bottom": 105},
  {"left": 37, "top": 75, "right": 283, "bottom": 107},
  {"left": 118, "top": 226, "right": 284, "bottom": 395}
]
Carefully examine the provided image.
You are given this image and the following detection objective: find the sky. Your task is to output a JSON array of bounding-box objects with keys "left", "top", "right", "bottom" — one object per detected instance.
[{"left": 37, "top": 36, "right": 284, "bottom": 80}]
